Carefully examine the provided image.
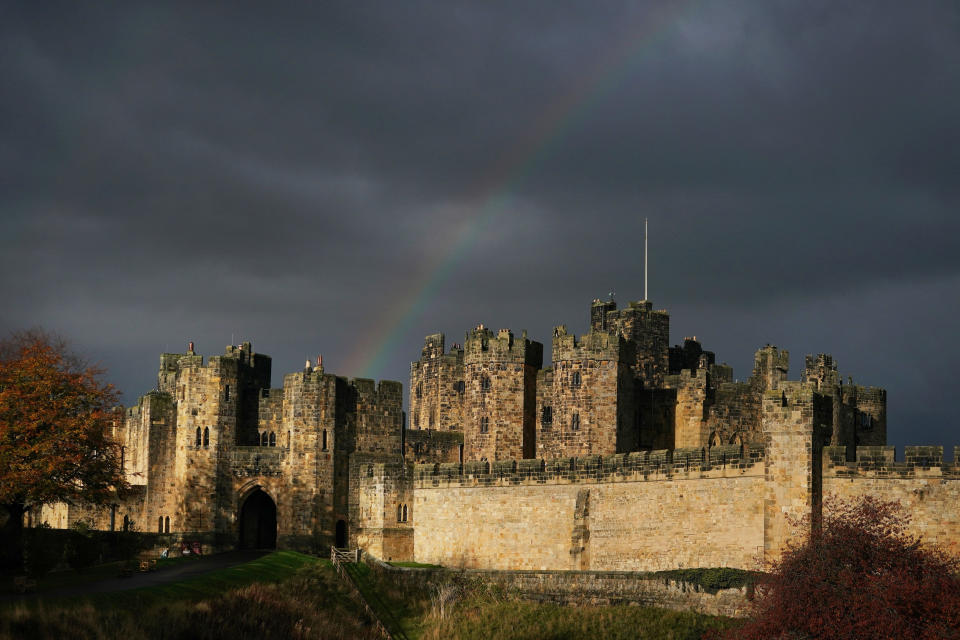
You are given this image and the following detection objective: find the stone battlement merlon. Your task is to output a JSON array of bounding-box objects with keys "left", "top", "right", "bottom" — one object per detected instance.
[
  {"left": 552, "top": 325, "right": 629, "bottom": 363},
  {"left": 413, "top": 444, "right": 764, "bottom": 489},
  {"left": 823, "top": 445, "right": 960, "bottom": 477},
  {"left": 464, "top": 325, "right": 543, "bottom": 367}
]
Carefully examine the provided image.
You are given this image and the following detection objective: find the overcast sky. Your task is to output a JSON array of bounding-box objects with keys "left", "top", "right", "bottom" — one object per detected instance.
[{"left": 2, "top": 1, "right": 958, "bottom": 451}]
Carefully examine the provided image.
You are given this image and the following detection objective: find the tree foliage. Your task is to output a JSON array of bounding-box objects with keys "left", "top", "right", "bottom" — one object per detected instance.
[
  {"left": 0, "top": 330, "right": 127, "bottom": 512},
  {"left": 728, "top": 496, "right": 960, "bottom": 640}
]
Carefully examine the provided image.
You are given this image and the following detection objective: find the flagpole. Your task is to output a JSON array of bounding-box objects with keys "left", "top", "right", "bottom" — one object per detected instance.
[{"left": 644, "top": 218, "right": 648, "bottom": 301}]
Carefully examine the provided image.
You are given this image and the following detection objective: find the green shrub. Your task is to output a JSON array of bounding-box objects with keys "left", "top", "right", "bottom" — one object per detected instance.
[{"left": 653, "top": 567, "right": 760, "bottom": 591}]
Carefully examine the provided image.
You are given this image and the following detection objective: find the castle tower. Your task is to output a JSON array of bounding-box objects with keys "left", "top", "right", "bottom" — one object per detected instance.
[
  {"left": 545, "top": 326, "right": 635, "bottom": 457},
  {"left": 463, "top": 325, "right": 542, "bottom": 461},
  {"left": 409, "top": 333, "right": 465, "bottom": 431},
  {"left": 603, "top": 300, "right": 670, "bottom": 388},
  {"left": 752, "top": 345, "right": 789, "bottom": 391}
]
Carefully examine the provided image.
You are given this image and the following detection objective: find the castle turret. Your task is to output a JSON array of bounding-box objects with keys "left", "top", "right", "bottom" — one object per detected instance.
[
  {"left": 463, "top": 325, "right": 542, "bottom": 461},
  {"left": 409, "top": 333, "right": 465, "bottom": 432},
  {"left": 544, "top": 326, "right": 634, "bottom": 457},
  {"left": 604, "top": 300, "right": 670, "bottom": 388}
]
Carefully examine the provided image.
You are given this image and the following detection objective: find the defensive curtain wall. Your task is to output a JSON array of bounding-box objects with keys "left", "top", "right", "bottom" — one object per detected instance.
[{"left": 353, "top": 385, "right": 960, "bottom": 571}]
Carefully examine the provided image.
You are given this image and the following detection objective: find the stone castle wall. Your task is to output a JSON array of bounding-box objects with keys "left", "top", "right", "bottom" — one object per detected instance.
[
  {"left": 411, "top": 448, "right": 767, "bottom": 571},
  {"left": 823, "top": 445, "right": 960, "bottom": 558}
]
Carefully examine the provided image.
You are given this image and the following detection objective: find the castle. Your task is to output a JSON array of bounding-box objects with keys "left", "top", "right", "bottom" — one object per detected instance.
[{"left": 35, "top": 297, "right": 960, "bottom": 571}]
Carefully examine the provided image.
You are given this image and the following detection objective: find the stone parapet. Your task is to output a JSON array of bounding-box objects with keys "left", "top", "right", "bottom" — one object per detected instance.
[
  {"left": 823, "top": 445, "right": 960, "bottom": 478},
  {"left": 413, "top": 446, "right": 763, "bottom": 489}
]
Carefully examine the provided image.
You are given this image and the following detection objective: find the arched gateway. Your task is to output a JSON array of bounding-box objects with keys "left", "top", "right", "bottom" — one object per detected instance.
[{"left": 239, "top": 488, "right": 277, "bottom": 549}]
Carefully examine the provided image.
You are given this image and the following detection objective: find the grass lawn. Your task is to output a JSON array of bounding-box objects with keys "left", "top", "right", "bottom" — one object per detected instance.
[
  {"left": 0, "top": 552, "right": 381, "bottom": 640},
  {"left": 388, "top": 561, "right": 443, "bottom": 569}
]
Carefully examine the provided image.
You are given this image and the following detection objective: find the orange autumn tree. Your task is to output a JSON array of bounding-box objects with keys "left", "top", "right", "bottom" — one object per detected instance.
[{"left": 0, "top": 330, "right": 128, "bottom": 567}]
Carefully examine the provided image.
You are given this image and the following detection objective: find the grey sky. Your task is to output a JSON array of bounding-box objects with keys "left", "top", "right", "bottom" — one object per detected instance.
[{"left": 2, "top": 1, "right": 958, "bottom": 451}]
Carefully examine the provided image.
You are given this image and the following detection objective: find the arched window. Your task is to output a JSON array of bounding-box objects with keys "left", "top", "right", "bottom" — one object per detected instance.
[
  {"left": 322, "top": 429, "right": 327, "bottom": 451},
  {"left": 480, "top": 417, "right": 489, "bottom": 433},
  {"left": 571, "top": 371, "right": 581, "bottom": 389},
  {"left": 195, "top": 427, "right": 201, "bottom": 447},
  {"left": 203, "top": 427, "right": 210, "bottom": 447},
  {"left": 158, "top": 516, "right": 163, "bottom": 533},
  {"left": 261, "top": 432, "right": 268, "bottom": 446},
  {"left": 269, "top": 432, "right": 276, "bottom": 447},
  {"left": 164, "top": 516, "right": 170, "bottom": 533},
  {"left": 571, "top": 413, "right": 580, "bottom": 431},
  {"left": 402, "top": 504, "right": 408, "bottom": 522},
  {"left": 397, "top": 505, "right": 403, "bottom": 522},
  {"left": 480, "top": 376, "right": 491, "bottom": 392}
]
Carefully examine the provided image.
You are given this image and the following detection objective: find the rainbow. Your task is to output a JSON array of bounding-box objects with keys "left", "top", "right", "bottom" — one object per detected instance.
[{"left": 346, "top": 5, "right": 686, "bottom": 379}]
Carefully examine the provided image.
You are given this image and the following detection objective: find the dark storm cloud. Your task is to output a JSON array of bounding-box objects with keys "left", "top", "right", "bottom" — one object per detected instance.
[{"left": 2, "top": 1, "right": 958, "bottom": 448}]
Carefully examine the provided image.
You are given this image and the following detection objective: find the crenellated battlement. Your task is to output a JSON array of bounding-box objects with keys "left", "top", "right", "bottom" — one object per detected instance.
[
  {"left": 551, "top": 325, "right": 630, "bottom": 363},
  {"left": 823, "top": 445, "right": 960, "bottom": 477},
  {"left": 464, "top": 325, "right": 543, "bottom": 366},
  {"left": 413, "top": 443, "right": 765, "bottom": 489}
]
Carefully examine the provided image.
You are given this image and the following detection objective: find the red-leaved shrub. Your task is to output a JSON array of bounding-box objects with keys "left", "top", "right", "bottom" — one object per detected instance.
[{"left": 728, "top": 496, "right": 960, "bottom": 640}]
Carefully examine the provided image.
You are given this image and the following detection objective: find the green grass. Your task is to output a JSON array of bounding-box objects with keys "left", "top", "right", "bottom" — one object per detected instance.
[
  {"left": 1, "top": 555, "right": 747, "bottom": 640},
  {"left": 345, "top": 561, "right": 429, "bottom": 639},
  {"left": 422, "top": 599, "right": 740, "bottom": 640},
  {"left": 6, "top": 551, "right": 318, "bottom": 612},
  {"left": 0, "top": 554, "right": 382, "bottom": 640},
  {"left": 389, "top": 561, "right": 443, "bottom": 568}
]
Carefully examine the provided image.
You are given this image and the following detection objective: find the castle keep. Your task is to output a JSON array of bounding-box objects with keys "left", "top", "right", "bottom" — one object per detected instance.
[{"left": 36, "top": 297, "right": 959, "bottom": 571}]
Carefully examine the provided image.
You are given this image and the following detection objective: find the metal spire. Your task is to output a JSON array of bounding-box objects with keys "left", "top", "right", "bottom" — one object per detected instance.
[{"left": 644, "top": 218, "right": 648, "bottom": 301}]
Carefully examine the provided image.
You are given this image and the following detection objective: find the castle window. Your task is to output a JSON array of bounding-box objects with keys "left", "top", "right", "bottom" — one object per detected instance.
[
  {"left": 224, "top": 385, "right": 231, "bottom": 402},
  {"left": 261, "top": 432, "right": 268, "bottom": 446},
  {"left": 158, "top": 516, "right": 163, "bottom": 533},
  {"left": 322, "top": 429, "right": 328, "bottom": 451},
  {"left": 453, "top": 381, "right": 465, "bottom": 394},
  {"left": 416, "top": 382, "right": 422, "bottom": 399},
  {"left": 571, "top": 413, "right": 580, "bottom": 431},
  {"left": 480, "top": 376, "right": 491, "bottom": 392},
  {"left": 288, "top": 430, "right": 291, "bottom": 448},
  {"left": 165, "top": 516, "right": 170, "bottom": 533},
  {"left": 414, "top": 442, "right": 422, "bottom": 455},
  {"left": 195, "top": 427, "right": 201, "bottom": 447},
  {"left": 429, "top": 410, "right": 435, "bottom": 428},
  {"left": 397, "top": 505, "right": 402, "bottom": 522},
  {"left": 269, "top": 432, "right": 276, "bottom": 447},
  {"left": 480, "top": 417, "right": 489, "bottom": 434},
  {"left": 571, "top": 371, "right": 581, "bottom": 389},
  {"left": 402, "top": 505, "right": 408, "bottom": 522},
  {"left": 121, "top": 446, "right": 125, "bottom": 470},
  {"left": 123, "top": 515, "right": 129, "bottom": 532},
  {"left": 541, "top": 406, "right": 552, "bottom": 427},
  {"left": 203, "top": 427, "right": 210, "bottom": 448}
]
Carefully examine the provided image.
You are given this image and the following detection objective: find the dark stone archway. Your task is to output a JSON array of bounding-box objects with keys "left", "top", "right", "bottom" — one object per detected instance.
[
  {"left": 239, "top": 488, "right": 277, "bottom": 549},
  {"left": 335, "top": 519, "right": 347, "bottom": 548}
]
